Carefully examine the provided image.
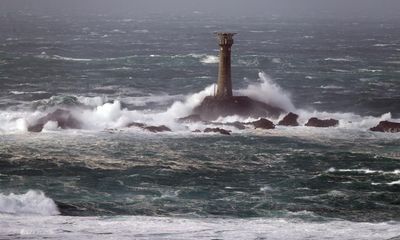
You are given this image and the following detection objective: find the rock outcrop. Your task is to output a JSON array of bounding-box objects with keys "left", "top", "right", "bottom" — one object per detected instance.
[
  {"left": 370, "top": 121, "right": 400, "bottom": 133},
  {"left": 305, "top": 117, "right": 338, "bottom": 128},
  {"left": 278, "top": 112, "right": 299, "bottom": 126},
  {"left": 144, "top": 125, "right": 171, "bottom": 133},
  {"left": 28, "top": 109, "right": 82, "bottom": 132},
  {"left": 192, "top": 96, "right": 283, "bottom": 121},
  {"left": 127, "top": 122, "right": 171, "bottom": 133},
  {"left": 204, "top": 127, "right": 231, "bottom": 135},
  {"left": 250, "top": 118, "right": 275, "bottom": 129}
]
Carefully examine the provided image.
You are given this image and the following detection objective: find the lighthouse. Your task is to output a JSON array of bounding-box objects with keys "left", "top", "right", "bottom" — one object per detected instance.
[
  {"left": 216, "top": 32, "right": 236, "bottom": 98},
  {"left": 189, "top": 32, "right": 284, "bottom": 121}
]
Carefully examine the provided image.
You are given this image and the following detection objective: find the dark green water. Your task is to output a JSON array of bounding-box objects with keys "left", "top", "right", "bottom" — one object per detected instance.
[{"left": 0, "top": 13, "right": 399, "bottom": 240}]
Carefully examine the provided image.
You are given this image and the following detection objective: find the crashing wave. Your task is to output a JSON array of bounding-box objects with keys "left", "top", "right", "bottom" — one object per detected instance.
[
  {"left": 0, "top": 190, "right": 59, "bottom": 216},
  {"left": 0, "top": 72, "right": 399, "bottom": 135}
]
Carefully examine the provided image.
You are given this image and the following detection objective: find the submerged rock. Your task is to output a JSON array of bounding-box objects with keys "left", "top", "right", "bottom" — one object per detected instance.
[
  {"left": 144, "top": 125, "right": 171, "bottom": 133},
  {"left": 127, "top": 122, "right": 171, "bottom": 133},
  {"left": 250, "top": 118, "right": 275, "bottom": 129},
  {"left": 305, "top": 117, "right": 338, "bottom": 128},
  {"left": 204, "top": 127, "right": 231, "bottom": 135},
  {"left": 28, "top": 109, "right": 82, "bottom": 132},
  {"left": 278, "top": 112, "right": 299, "bottom": 126},
  {"left": 370, "top": 121, "right": 400, "bottom": 133},
  {"left": 193, "top": 96, "right": 283, "bottom": 121}
]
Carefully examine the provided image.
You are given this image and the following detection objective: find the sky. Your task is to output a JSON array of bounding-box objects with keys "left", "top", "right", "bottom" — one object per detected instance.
[{"left": 1, "top": 0, "right": 400, "bottom": 19}]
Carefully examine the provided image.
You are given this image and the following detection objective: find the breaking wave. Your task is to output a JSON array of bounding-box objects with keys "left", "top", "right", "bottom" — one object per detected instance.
[
  {"left": 35, "top": 52, "right": 138, "bottom": 62},
  {"left": 237, "top": 72, "right": 295, "bottom": 112},
  {"left": 324, "top": 57, "right": 357, "bottom": 62},
  {"left": 0, "top": 71, "right": 399, "bottom": 136},
  {"left": 0, "top": 215, "right": 399, "bottom": 240},
  {"left": 200, "top": 55, "right": 219, "bottom": 64},
  {"left": 0, "top": 190, "right": 59, "bottom": 216}
]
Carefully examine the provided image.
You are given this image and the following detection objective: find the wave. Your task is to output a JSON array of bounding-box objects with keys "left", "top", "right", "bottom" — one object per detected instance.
[
  {"left": 324, "top": 57, "right": 356, "bottom": 62},
  {"left": 237, "top": 72, "right": 295, "bottom": 112},
  {"left": 133, "top": 29, "right": 149, "bottom": 33},
  {"left": 36, "top": 52, "right": 138, "bottom": 62},
  {"left": 10, "top": 91, "right": 48, "bottom": 95},
  {"left": 358, "top": 69, "right": 382, "bottom": 73},
  {"left": 319, "top": 85, "right": 343, "bottom": 89},
  {"left": 0, "top": 215, "right": 399, "bottom": 240},
  {"left": 0, "top": 190, "right": 59, "bottom": 216},
  {"left": 0, "top": 72, "right": 399, "bottom": 136},
  {"left": 200, "top": 55, "right": 219, "bottom": 64},
  {"left": 327, "top": 167, "right": 400, "bottom": 175},
  {"left": 373, "top": 43, "right": 395, "bottom": 47}
]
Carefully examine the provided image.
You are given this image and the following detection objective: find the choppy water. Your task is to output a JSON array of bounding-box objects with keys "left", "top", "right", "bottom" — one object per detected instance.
[{"left": 0, "top": 13, "right": 400, "bottom": 239}]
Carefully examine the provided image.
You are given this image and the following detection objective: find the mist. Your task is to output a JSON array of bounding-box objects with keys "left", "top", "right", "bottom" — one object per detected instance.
[{"left": 1, "top": 0, "right": 400, "bottom": 19}]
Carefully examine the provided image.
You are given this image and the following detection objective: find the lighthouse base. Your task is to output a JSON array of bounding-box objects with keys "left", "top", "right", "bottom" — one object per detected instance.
[{"left": 192, "top": 96, "right": 284, "bottom": 121}]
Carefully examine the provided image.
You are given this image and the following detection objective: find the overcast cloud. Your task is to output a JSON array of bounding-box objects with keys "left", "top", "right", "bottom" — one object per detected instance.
[{"left": 1, "top": 0, "right": 399, "bottom": 19}]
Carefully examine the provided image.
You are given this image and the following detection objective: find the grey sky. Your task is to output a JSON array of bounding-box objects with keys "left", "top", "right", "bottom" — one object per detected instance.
[{"left": 1, "top": 0, "right": 399, "bottom": 19}]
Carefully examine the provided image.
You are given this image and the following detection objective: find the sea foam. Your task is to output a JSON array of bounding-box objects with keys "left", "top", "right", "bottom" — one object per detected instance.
[
  {"left": 0, "top": 215, "right": 399, "bottom": 240},
  {"left": 0, "top": 72, "right": 399, "bottom": 136},
  {"left": 0, "top": 190, "right": 59, "bottom": 216}
]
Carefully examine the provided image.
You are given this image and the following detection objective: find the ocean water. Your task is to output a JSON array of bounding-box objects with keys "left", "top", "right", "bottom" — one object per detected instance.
[{"left": 0, "top": 13, "right": 400, "bottom": 239}]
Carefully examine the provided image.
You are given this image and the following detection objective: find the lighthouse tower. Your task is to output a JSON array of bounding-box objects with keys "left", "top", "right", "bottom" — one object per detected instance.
[
  {"left": 216, "top": 32, "right": 236, "bottom": 98},
  {"left": 190, "top": 32, "right": 283, "bottom": 121}
]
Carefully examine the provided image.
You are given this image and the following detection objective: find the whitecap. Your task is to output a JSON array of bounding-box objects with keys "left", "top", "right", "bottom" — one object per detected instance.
[
  {"left": 387, "top": 180, "right": 400, "bottom": 185},
  {"left": 324, "top": 57, "right": 355, "bottom": 62},
  {"left": 0, "top": 190, "right": 59, "bottom": 216},
  {"left": 319, "top": 85, "right": 343, "bottom": 89},
  {"left": 326, "top": 168, "right": 400, "bottom": 175},
  {"left": 133, "top": 29, "right": 149, "bottom": 33},
  {"left": 373, "top": 43, "right": 394, "bottom": 47},
  {"left": 200, "top": 55, "right": 219, "bottom": 64},
  {"left": 359, "top": 69, "right": 382, "bottom": 73}
]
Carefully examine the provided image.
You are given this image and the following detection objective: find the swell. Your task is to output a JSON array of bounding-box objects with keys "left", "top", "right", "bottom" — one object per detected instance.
[{"left": 0, "top": 72, "right": 398, "bottom": 136}]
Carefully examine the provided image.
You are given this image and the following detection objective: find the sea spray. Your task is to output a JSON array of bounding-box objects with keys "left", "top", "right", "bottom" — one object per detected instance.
[
  {"left": 236, "top": 72, "right": 295, "bottom": 112},
  {"left": 0, "top": 190, "right": 59, "bottom": 216},
  {"left": 0, "top": 72, "right": 399, "bottom": 134}
]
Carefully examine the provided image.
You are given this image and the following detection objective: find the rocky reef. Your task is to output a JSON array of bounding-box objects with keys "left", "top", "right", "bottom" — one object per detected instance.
[
  {"left": 28, "top": 109, "right": 82, "bottom": 132},
  {"left": 278, "top": 112, "right": 299, "bottom": 126},
  {"left": 370, "top": 121, "right": 400, "bottom": 133},
  {"left": 305, "top": 117, "right": 339, "bottom": 128}
]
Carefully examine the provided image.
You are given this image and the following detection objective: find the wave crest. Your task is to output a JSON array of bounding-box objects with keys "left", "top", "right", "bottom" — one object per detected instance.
[{"left": 0, "top": 190, "right": 59, "bottom": 216}]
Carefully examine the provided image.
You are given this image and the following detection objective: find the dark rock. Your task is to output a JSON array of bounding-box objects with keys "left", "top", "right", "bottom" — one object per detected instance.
[
  {"left": 178, "top": 114, "right": 203, "bottom": 123},
  {"left": 27, "top": 109, "right": 82, "bottom": 132},
  {"left": 143, "top": 125, "right": 171, "bottom": 133},
  {"left": 370, "top": 121, "right": 400, "bottom": 133},
  {"left": 127, "top": 122, "right": 171, "bottom": 133},
  {"left": 250, "top": 118, "right": 275, "bottom": 129},
  {"left": 204, "top": 127, "right": 231, "bottom": 135},
  {"left": 193, "top": 96, "right": 283, "bottom": 121},
  {"left": 192, "top": 129, "right": 202, "bottom": 133},
  {"left": 278, "top": 112, "right": 299, "bottom": 126},
  {"left": 127, "top": 122, "right": 146, "bottom": 128},
  {"left": 305, "top": 117, "right": 339, "bottom": 128}
]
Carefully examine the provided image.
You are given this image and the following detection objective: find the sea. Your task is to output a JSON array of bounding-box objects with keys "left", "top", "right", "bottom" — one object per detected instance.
[{"left": 0, "top": 12, "right": 400, "bottom": 239}]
